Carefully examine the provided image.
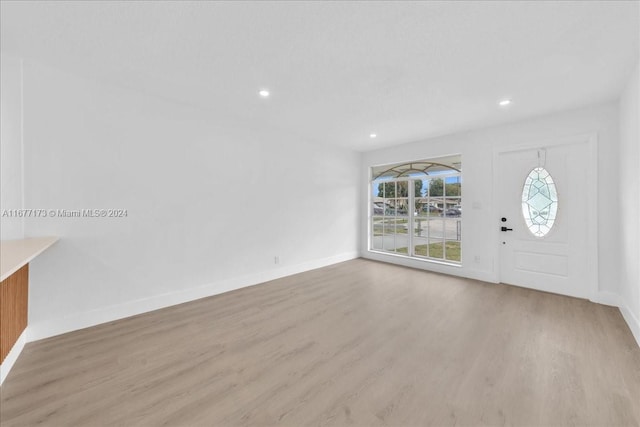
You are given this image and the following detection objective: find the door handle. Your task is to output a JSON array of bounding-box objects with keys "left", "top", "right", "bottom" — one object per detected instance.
[{"left": 501, "top": 226, "right": 513, "bottom": 232}]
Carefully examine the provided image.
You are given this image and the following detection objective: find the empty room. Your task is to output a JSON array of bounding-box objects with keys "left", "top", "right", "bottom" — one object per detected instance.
[{"left": 1, "top": 1, "right": 639, "bottom": 426}]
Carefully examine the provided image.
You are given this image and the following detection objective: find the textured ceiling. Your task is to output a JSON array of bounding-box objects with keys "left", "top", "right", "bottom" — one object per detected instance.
[{"left": 1, "top": 1, "right": 638, "bottom": 151}]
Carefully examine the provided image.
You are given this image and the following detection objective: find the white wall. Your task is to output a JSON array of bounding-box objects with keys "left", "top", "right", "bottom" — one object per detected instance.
[
  {"left": 7, "top": 55, "right": 636, "bottom": 346},
  {"left": 0, "top": 54, "right": 24, "bottom": 240},
  {"left": 618, "top": 61, "right": 640, "bottom": 344},
  {"left": 20, "top": 60, "right": 360, "bottom": 340},
  {"left": 361, "top": 103, "right": 620, "bottom": 300}
]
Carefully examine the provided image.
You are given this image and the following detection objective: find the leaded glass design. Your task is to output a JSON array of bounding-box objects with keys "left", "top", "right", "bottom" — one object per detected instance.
[{"left": 521, "top": 167, "right": 558, "bottom": 237}]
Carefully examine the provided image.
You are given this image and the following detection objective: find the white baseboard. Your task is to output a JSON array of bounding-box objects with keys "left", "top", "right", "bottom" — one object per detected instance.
[
  {"left": 0, "top": 329, "right": 27, "bottom": 385},
  {"left": 591, "top": 291, "right": 640, "bottom": 348},
  {"left": 27, "top": 251, "right": 359, "bottom": 342},
  {"left": 361, "top": 250, "right": 499, "bottom": 284},
  {"left": 619, "top": 302, "right": 640, "bottom": 348},
  {"left": 590, "top": 291, "right": 621, "bottom": 307}
]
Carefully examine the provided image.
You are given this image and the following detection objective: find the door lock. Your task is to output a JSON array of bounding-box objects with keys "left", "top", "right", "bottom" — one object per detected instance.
[{"left": 501, "top": 226, "right": 513, "bottom": 232}]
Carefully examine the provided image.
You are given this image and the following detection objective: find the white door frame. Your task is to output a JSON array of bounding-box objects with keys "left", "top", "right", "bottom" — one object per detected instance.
[{"left": 492, "top": 133, "right": 599, "bottom": 301}]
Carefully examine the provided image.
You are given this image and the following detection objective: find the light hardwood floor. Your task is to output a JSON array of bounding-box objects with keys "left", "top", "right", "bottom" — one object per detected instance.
[{"left": 1, "top": 259, "right": 639, "bottom": 426}]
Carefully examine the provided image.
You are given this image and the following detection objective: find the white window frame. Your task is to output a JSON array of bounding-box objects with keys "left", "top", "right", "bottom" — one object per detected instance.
[{"left": 369, "top": 170, "right": 462, "bottom": 265}]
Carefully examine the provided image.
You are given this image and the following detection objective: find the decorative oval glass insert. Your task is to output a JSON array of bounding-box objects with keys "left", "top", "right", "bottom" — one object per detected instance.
[{"left": 521, "top": 167, "right": 558, "bottom": 237}]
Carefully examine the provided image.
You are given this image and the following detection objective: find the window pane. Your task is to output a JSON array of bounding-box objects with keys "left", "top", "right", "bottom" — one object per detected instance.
[
  {"left": 372, "top": 201, "right": 383, "bottom": 216},
  {"left": 381, "top": 220, "right": 395, "bottom": 252},
  {"left": 415, "top": 197, "right": 429, "bottom": 218},
  {"left": 522, "top": 167, "right": 558, "bottom": 237},
  {"left": 414, "top": 216, "right": 427, "bottom": 237},
  {"left": 429, "top": 178, "right": 444, "bottom": 197},
  {"left": 443, "top": 218, "right": 461, "bottom": 240},
  {"left": 413, "top": 244, "right": 428, "bottom": 257},
  {"left": 386, "top": 200, "right": 396, "bottom": 216},
  {"left": 395, "top": 226, "right": 409, "bottom": 254},
  {"left": 415, "top": 179, "right": 427, "bottom": 198},
  {"left": 444, "top": 176, "right": 461, "bottom": 197},
  {"left": 370, "top": 159, "right": 461, "bottom": 264},
  {"left": 384, "top": 181, "right": 392, "bottom": 199},
  {"left": 397, "top": 181, "right": 408, "bottom": 197},
  {"left": 396, "top": 198, "right": 408, "bottom": 216},
  {"left": 372, "top": 217, "right": 384, "bottom": 250},
  {"left": 431, "top": 198, "right": 444, "bottom": 216},
  {"left": 445, "top": 240, "right": 461, "bottom": 262},
  {"left": 428, "top": 241, "right": 444, "bottom": 259}
]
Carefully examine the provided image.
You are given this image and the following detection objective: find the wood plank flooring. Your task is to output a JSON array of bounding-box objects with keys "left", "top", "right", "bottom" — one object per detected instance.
[{"left": 1, "top": 259, "right": 639, "bottom": 426}]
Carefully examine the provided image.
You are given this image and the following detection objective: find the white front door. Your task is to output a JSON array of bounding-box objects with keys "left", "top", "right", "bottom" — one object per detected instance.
[{"left": 496, "top": 136, "right": 597, "bottom": 299}]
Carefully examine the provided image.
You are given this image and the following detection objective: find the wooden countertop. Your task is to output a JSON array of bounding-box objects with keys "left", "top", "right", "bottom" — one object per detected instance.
[{"left": 0, "top": 237, "right": 58, "bottom": 282}]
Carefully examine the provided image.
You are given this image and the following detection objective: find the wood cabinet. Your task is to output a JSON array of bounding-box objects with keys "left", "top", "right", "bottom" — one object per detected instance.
[
  {"left": 0, "top": 236, "right": 57, "bottom": 382},
  {"left": 0, "top": 264, "right": 28, "bottom": 363}
]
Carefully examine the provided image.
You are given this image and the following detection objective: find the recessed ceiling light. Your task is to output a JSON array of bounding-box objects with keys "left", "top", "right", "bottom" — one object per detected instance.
[
  {"left": 259, "top": 89, "right": 270, "bottom": 98},
  {"left": 370, "top": 133, "right": 377, "bottom": 138},
  {"left": 498, "top": 99, "right": 512, "bottom": 106}
]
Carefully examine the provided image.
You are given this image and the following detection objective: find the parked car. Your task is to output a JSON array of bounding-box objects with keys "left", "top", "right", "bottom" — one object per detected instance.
[
  {"left": 422, "top": 205, "right": 442, "bottom": 213},
  {"left": 444, "top": 208, "right": 461, "bottom": 217},
  {"left": 372, "top": 202, "right": 397, "bottom": 216}
]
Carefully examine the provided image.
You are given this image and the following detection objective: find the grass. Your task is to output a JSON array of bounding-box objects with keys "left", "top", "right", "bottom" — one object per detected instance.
[
  {"left": 373, "top": 218, "right": 445, "bottom": 235},
  {"left": 376, "top": 218, "right": 408, "bottom": 224},
  {"left": 395, "top": 241, "right": 461, "bottom": 262},
  {"left": 373, "top": 219, "right": 409, "bottom": 236},
  {"left": 415, "top": 212, "right": 443, "bottom": 218}
]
